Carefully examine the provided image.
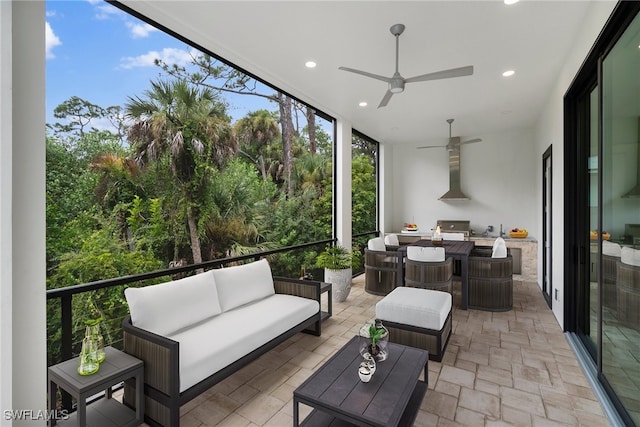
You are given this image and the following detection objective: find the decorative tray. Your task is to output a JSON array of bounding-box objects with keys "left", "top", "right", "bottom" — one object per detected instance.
[{"left": 509, "top": 230, "right": 528, "bottom": 238}]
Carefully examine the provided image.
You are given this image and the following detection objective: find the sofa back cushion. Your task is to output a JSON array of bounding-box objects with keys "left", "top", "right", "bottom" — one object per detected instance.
[
  {"left": 492, "top": 237, "right": 508, "bottom": 258},
  {"left": 368, "top": 237, "right": 386, "bottom": 251},
  {"left": 384, "top": 234, "right": 400, "bottom": 247},
  {"left": 124, "top": 270, "right": 221, "bottom": 336},
  {"left": 621, "top": 246, "right": 640, "bottom": 267},
  {"left": 407, "top": 246, "right": 445, "bottom": 262},
  {"left": 603, "top": 240, "right": 622, "bottom": 258},
  {"left": 213, "top": 259, "right": 275, "bottom": 312}
]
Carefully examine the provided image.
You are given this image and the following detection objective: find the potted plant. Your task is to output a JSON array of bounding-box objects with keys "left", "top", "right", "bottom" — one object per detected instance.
[
  {"left": 359, "top": 319, "right": 389, "bottom": 362},
  {"left": 316, "top": 245, "right": 357, "bottom": 302}
]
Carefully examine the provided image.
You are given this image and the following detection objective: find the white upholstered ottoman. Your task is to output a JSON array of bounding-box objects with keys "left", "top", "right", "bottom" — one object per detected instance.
[{"left": 375, "top": 287, "right": 452, "bottom": 362}]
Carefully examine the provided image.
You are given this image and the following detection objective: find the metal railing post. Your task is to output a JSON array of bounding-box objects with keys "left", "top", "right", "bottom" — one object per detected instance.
[{"left": 60, "top": 294, "right": 73, "bottom": 410}]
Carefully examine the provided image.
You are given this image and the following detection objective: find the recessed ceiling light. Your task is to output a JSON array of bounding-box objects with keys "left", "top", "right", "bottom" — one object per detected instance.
[
  {"left": 502, "top": 70, "right": 515, "bottom": 77},
  {"left": 305, "top": 61, "right": 317, "bottom": 68},
  {"left": 359, "top": 101, "right": 368, "bottom": 107},
  {"left": 504, "top": 0, "right": 519, "bottom": 5}
]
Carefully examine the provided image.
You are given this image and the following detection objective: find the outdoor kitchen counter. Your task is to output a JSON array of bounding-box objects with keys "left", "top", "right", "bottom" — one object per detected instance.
[{"left": 470, "top": 236, "right": 538, "bottom": 282}]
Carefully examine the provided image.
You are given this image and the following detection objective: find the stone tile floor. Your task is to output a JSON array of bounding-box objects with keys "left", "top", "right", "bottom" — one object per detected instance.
[{"left": 125, "top": 276, "right": 611, "bottom": 426}]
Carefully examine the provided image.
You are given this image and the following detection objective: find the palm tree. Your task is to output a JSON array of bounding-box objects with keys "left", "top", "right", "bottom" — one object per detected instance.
[
  {"left": 125, "top": 79, "right": 237, "bottom": 265},
  {"left": 234, "top": 109, "right": 280, "bottom": 180},
  {"left": 293, "top": 153, "right": 329, "bottom": 195}
]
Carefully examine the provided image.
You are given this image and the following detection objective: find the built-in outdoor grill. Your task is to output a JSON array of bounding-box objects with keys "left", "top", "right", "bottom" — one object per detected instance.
[
  {"left": 437, "top": 220, "right": 471, "bottom": 237},
  {"left": 625, "top": 224, "right": 640, "bottom": 247}
]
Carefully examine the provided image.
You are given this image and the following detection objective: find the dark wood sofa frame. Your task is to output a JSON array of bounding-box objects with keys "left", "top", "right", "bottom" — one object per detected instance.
[{"left": 121, "top": 277, "right": 324, "bottom": 427}]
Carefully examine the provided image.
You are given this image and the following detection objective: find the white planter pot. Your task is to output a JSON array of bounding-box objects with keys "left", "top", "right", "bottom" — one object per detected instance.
[{"left": 325, "top": 268, "right": 352, "bottom": 302}]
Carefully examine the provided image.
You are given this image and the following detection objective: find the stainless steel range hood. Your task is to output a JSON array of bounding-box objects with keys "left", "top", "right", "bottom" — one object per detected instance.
[{"left": 439, "top": 137, "right": 470, "bottom": 200}]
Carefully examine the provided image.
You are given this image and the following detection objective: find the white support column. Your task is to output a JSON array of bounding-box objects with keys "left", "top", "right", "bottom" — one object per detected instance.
[
  {"left": 1, "top": 1, "right": 47, "bottom": 423},
  {"left": 378, "top": 143, "right": 393, "bottom": 234},
  {"left": 0, "top": 0, "right": 14, "bottom": 421},
  {"left": 335, "top": 119, "right": 352, "bottom": 250}
]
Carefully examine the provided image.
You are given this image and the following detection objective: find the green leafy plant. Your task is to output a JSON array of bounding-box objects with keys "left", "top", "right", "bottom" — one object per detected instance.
[
  {"left": 84, "top": 317, "right": 103, "bottom": 327},
  {"left": 315, "top": 245, "right": 354, "bottom": 270},
  {"left": 368, "top": 323, "right": 386, "bottom": 346}
]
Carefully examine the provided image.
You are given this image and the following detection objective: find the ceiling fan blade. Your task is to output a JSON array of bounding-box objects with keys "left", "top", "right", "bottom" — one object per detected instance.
[
  {"left": 404, "top": 65, "right": 474, "bottom": 83},
  {"left": 338, "top": 67, "right": 391, "bottom": 83},
  {"left": 377, "top": 90, "right": 394, "bottom": 108},
  {"left": 460, "top": 138, "right": 482, "bottom": 145},
  {"left": 416, "top": 145, "right": 446, "bottom": 149}
]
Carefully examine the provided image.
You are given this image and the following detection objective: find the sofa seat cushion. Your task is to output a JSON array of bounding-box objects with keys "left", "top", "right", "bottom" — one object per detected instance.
[
  {"left": 125, "top": 270, "right": 221, "bottom": 337},
  {"left": 213, "top": 259, "right": 276, "bottom": 312},
  {"left": 169, "top": 294, "right": 319, "bottom": 392},
  {"left": 375, "top": 287, "right": 451, "bottom": 331}
]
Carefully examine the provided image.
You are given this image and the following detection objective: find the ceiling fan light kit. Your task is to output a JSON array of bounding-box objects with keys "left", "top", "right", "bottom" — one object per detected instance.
[{"left": 339, "top": 23, "right": 474, "bottom": 108}]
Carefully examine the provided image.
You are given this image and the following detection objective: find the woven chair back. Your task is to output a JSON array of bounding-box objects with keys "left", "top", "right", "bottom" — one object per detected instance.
[{"left": 404, "top": 257, "right": 453, "bottom": 294}]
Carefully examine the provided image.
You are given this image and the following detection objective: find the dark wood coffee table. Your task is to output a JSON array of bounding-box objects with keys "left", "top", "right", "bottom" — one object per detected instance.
[{"left": 293, "top": 335, "right": 428, "bottom": 427}]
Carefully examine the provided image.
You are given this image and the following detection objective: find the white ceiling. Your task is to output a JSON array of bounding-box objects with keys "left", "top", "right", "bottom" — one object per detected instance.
[{"left": 119, "top": 1, "right": 596, "bottom": 146}]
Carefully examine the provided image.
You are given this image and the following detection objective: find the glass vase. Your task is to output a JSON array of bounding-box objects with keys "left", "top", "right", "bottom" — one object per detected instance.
[
  {"left": 359, "top": 319, "right": 389, "bottom": 362},
  {"left": 77, "top": 337, "right": 99, "bottom": 376},
  {"left": 85, "top": 323, "right": 106, "bottom": 364}
]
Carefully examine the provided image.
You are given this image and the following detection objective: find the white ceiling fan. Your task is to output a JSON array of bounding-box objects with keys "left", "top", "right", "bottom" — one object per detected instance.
[
  {"left": 417, "top": 118, "right": 482, "bottom": 151},
  {"left": 339, "top": 24, "right": 474, "bottom": 108}
]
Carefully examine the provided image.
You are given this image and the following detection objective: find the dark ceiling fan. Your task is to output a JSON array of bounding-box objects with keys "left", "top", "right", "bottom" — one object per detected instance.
[{"left": 339, "top": 24, "right": 474, "bottom": 108}]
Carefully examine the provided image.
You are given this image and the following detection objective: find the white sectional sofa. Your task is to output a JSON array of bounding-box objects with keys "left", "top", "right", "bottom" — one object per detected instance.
[{"left": 121, "top": 259, "right": 323, "bottom": 427}]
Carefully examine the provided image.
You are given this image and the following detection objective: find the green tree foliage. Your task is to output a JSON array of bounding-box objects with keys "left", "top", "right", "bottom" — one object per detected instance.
[
  {"left": 352, "top": 154, "right": 377, "bottom": 235},
  {"left": 47, "top": 217, "right": 165, "bottom": 364},
  {"left": 235, "top": 109, "right": 281, "bottom": 181},
  {"left": 126, "top": 79, "right": 237, "bottom": 265}
]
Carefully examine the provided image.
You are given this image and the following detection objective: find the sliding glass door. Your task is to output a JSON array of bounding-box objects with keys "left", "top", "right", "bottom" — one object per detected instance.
[
  {"left": 600, "top": 12, "right": 640, "bottom": 423},
  {"left": 566, "top": 3, "right": 640, "bottom": 425}
]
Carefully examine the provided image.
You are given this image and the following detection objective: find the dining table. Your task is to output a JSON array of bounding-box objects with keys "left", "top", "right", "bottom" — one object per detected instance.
[{"left": 396, "top": 239, "right": 475, "bottom": 310}]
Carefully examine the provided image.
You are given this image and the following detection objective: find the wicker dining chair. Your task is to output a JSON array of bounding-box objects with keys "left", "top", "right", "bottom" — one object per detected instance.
[
  {"left": 617, "top": 247, "right": 640, "bottom": 328},
  {"left": 468, "top": 238, "right": 513, "bottom": 311},
  {"left": 404, "top": 246, "right": 453, "bottom": 295},
  {"left": 364, "top": 237, "right": 400, "bottom": 296},
  {"left": 602, "top": 240, "right": 621, "bottom": 312}
]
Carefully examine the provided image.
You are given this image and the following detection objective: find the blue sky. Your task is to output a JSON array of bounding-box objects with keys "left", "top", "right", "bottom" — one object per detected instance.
[{"left": 45, "top": 0, "right": 274, "bottom": 132}]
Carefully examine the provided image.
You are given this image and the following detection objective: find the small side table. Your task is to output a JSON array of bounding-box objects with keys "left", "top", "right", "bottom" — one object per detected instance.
[{"left": 48, "top": 346, "right": 144, "bottom": 427}]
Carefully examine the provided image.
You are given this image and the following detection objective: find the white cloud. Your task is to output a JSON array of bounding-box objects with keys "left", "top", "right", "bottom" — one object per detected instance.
[
  {"left": 119, "top": 47, "right": 196, "bottom": 70},
  {"left": 93, "top": 3, "right": 124, "bottom": 20},
  {"left": 45, "top": 22, "right": 62, "bottom": 60},
  {"left": 126, "top": 22, "right": 158, "bottom": 39}
]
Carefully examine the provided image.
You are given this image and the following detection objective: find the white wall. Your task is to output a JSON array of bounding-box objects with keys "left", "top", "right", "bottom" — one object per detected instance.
[
  {"left": 533, "top": 1, "right": 617, "bottom": 328},
  {"left": 388, "top": 127, "right": 537, "bottom": 238}
]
